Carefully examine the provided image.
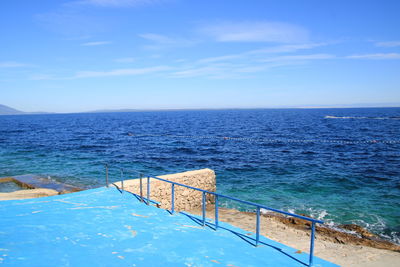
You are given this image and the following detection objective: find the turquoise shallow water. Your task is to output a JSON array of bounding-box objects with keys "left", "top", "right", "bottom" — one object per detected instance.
[{"left": 0, "top": 108, "right": 399, "bottom": 243}]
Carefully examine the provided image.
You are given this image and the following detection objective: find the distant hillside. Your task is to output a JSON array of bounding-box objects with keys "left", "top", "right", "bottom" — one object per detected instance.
[{"left": 0, "top": 104, "right": 24, "bottom": 115}]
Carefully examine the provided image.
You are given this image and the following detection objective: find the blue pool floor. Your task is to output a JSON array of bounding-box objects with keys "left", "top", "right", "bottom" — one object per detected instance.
[{"left": 0, "top": 187, "right": 339, "bottom": 266}]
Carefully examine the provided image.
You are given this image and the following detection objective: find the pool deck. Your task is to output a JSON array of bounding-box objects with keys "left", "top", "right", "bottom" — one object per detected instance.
[{"left": 0, "top": 187, "right": 339, "bottom": 266}]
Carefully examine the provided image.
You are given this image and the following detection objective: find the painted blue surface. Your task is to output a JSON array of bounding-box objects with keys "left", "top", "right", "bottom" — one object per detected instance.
[
  {"left": 140, "top": 171, "right": 322, "bottom": 266},
  {"left": 0, "top": 188, "right": 339, "bottom": 266}
]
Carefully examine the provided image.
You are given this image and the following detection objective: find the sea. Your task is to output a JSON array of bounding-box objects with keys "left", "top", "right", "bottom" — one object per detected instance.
[{"left": 0, "top": 108, "right": 399, "bottom": 244}]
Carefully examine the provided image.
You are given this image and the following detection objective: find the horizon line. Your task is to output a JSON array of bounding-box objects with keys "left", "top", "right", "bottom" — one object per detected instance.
[{"left": 2, "top": 105, "right": 400, "bottom": 116}]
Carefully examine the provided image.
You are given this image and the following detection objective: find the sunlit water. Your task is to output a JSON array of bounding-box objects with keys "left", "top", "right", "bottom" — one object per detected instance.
[{"left": 0, "top": 108, "right": 399, "bottom": 243}]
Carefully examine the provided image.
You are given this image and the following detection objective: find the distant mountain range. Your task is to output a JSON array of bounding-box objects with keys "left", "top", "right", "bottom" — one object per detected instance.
[
  {"left": 0, "top": 104, "right": 25, "bottom": 115},
  {"left": 0, "top": 104, "right": 51, "bottom": 115}
]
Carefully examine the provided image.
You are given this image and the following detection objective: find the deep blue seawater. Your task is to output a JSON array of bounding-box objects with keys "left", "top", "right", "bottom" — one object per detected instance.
[{"left": 0, "top": 108, "right": 399, "bottom": 244}]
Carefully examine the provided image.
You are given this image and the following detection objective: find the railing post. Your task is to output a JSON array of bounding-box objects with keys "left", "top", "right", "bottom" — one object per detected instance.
[
  {"left": 120, "top": 168, "right": 124, "bottom": 192},
  {"left": 214, "top": 194, "right": 219, "bottom": 230},
  {"left": 202, "top": 191, "right": 206, "bottom": 227},
  {"left": 256, "top": 206, "right": 260, "bottom": 246},
  {"left": 146, "top": 176, "right": 150, "bottom": 205},
  {"left": 171, "top": 184, "right": 175, "bottom": 214},
  {"left": 105, "top": 164, "right": 109, "bottom": 188},
  {"left": 139, "top": 173, "right": 143, "bottom": 202},
  {"left": 309, "top": 222, "right": 316, "bottom": 266}
]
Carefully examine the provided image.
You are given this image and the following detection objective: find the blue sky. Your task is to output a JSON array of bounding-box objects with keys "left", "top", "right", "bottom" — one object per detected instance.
[{"left": 1, "top": 0, "right": 400, "bottom": 112}]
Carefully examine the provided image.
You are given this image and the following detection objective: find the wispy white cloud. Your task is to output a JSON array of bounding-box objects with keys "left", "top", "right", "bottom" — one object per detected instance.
[
  {"left": 139, "top": 33, "right": 197, "bottom": 49},
  {"left": 81, "top": 41, "right": 111, "bottom": 46},
  {"left": 171, "top": 55, "right": 334, "bottom": 79},
  {"left": 248, "top": 43, "right": 325, "bottom": 54},
  {"left": 261, "top": 53, "right": 335, "bottom": 62},
  {"left": 0, "top": 61, "right": 31, "bottom": 68},
  {"left": 233, "top": 65, "right": 270, "bottom": 73},
  {"left": 170, "top": 61, "right": 304, "bottom": 79},
  {"left": 198, "top": 54, "right": 243, "bottom": 64},
  {"left": 173, "top": 44, "right": 333, "bottom": 79},
  {"left": 172, "top": 66, "right": 223, "bottom": 78},
  {"left": 74, "top": 66, "right": 170, "bottom": 78},
  {"left": 27, "top": 66, "right": 170, "bottom": 80},
  {"left": 74, "top": 0, "right": 161, "bottom": 7},
  {"left": 198, "top": 43, "right": 326, "bottom": 63},
  {"left": 200, "top": 21, "right": 309, "bottom": 43},
  {"left": 28, "top": 66, "right": 170, "bottom": 80},
  {"left": 375, "top": 41, "right": 400, "bottom": 47},
  {"left": 114, "top": 57, "right": 136, "bottom": 63},
  {"left": 347, "top": 53, "right": 400, "bottom": 59}
]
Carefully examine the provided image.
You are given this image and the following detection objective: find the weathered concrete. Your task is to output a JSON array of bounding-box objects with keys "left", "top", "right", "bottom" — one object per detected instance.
[
  {"left": 0, "top": 188, "right": 59, "bottom": 200},
  {"left": 112, "top": 168, "right": 216, "bottom": 211}
]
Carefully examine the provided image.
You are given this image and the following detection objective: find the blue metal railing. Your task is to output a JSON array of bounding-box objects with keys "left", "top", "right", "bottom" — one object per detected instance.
[{"left": 105, "top": 164, "right": 323, "bottom": 266}]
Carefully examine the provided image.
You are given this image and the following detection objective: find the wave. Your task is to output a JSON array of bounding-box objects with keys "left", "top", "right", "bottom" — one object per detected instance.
[
  {"left": 325, "top": 115, "right": 400, "bottom": 120},
  {"left": 311, "top": 211, "right": 399, "bottom": 245}
]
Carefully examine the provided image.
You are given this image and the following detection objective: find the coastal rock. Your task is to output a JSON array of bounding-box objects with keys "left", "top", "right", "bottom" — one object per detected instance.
[
  {"left": 288, "top": 215, "right": 311, "bottom": 227},
  {"left": 339, "top": 224, "right": 377, "bottom": 239},
  {"left": 270, "top": 213, "right": 400, "bottom": 252}
]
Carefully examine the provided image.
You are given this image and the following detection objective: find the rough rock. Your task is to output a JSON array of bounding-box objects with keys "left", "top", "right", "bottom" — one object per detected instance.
[
  {"left": 268, "top": 213, "right": 400, "bottom": 252},
  {"left": 339, "top": 224, "right": 377, "bottom": 239}
]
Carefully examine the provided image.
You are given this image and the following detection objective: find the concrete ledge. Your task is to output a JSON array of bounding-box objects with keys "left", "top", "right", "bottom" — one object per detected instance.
[
  {"left": 0, "top": 176, "right": 35, "bottom": 189},
  {"left": 0, "top": 188, "right": 59, "bottom": 200},
  {"left": 0, "top": 175, "right": 82, "bottom": 194}
]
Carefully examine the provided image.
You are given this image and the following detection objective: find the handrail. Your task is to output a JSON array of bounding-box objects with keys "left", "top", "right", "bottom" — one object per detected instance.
[
  {"left": 104, "top": 164, "right": 322, "bottom": 266},
  {"left": 149, "top": 175, "right": 323, "bottom": 224}
]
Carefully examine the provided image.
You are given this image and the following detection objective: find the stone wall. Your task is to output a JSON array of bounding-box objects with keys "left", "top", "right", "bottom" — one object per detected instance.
[{"left": 112, "top": 168, "right": 216, "bottom": 211}]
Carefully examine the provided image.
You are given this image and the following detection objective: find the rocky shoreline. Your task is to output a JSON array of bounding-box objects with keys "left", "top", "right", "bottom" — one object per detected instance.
[
  {"left": 264, "top": 211, "right": 400, "bottom": 252},
  {"left": 188, "top": 206, "right": 400, "bottom": 266},
  {"left": 190, "top": 206, "right": 400, "bottom": 250}
]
